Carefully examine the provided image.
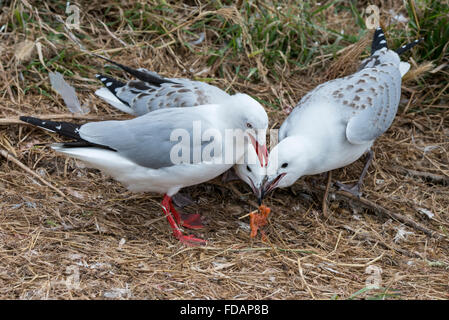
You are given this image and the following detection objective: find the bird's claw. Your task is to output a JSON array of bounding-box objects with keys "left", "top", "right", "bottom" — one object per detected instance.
[
  {"left": 177, "top": 234, "right": 207, "bottom": 247},
  {"left": 335, "top": 181, "right": 362, "bottom": 198},
  {"left": 181, "top": 213, "right": 204, "bottom": 229}
]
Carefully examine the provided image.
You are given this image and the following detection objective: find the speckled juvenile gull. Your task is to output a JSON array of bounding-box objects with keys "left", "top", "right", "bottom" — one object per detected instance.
[
  {"left": 93, "top": 61, "right": 230, "bottom": 116},
  {"left": 260, "top": 27, "right": 423, "bottom": 200},
  {"left": 20, "top": 92, "right": 268, "bottom": 246}
]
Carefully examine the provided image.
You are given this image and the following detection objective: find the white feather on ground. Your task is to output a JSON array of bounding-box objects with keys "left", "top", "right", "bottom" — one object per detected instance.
[{"left": 49, "top": 71, "right": 89, "bottom": 114}]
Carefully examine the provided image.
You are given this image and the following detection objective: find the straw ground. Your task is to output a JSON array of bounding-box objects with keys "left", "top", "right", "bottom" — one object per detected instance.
[{"left": 0, "top": 0, "right": 448, "bottom": 299}]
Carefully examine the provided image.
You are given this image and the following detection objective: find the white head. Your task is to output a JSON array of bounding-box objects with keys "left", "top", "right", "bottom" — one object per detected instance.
[
  {"left": 224, "top": 93, "right": 269, "bottom": 166},
  {"left": 233, "top": 144, "right": 267, "bottom": 202},
  {"left": 261, "top": 136, "right": 311, "bottom": 199}
]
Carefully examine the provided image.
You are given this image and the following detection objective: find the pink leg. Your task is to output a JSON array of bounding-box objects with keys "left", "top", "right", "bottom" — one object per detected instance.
[
  {"left": 161, "top": 195, "right": 206, "bottom": 246},
  {"left": 169, "top": 200, "right": 204, "bottom": 230},
  {"left": 167, "top": 199, "right": 181, "bottom": 225},
  {"left": 180, "top": 213, "right": 204, "bottom": 229},
  {"left": 168, "top": 197, "right": 204, "bottom": 230}
]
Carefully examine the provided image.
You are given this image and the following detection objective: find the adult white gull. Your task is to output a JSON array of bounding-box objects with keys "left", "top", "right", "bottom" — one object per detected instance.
[
  {"left": 20, "top": 92, "right": 268, "bottom": 246},
  {"left": 93, "top": 55, "right": 267, "bottom": 200},
  {"left": 260, "top": 27, "right": 422, "bottom": 201}
]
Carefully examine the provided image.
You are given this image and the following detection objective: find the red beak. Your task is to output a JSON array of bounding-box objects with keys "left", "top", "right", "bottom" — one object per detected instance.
[{"left": 249, "top": 134, "right": 268, "bottom": 167}]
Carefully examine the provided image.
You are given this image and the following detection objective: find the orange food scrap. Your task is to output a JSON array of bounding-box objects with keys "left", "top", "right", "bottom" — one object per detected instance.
[{"left": 249, "top": 205, "right": 271, "bottom": 238}]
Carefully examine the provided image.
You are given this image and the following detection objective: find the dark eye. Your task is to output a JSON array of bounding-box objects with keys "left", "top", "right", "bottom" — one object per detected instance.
[
  {"left": 246, "top": 165, "right": 252, "bottom": 172},
  {"left": 281, "top": 163, "right": 288, "bottom": 168},
  {"left": 246, "top": 122, "right": 253, "bottom": 129}
]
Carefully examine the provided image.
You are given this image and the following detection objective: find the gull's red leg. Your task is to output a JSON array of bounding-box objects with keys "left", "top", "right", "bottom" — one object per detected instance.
[
  {"left": 180, "top": 213, "right": 204, "bottom": 229},
  {"left": 165, "top": 197, "right": 181, "bottom": 225},
  {"left": 161, "top": 195, "right": 206, "bottom": 246},
  {"left": 168, "top": 196, "right": 204, "bottom": 230},
  {"left": 161, "top": 195, "right": 182, "bottom": 235}
]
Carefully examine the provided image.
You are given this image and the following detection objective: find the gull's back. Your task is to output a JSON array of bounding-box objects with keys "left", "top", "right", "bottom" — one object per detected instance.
[
  {"left": 280, "top": 28, "right": 410, "bottom": 146},
  {"left": 95, "top": 62, "right": 230, "bottom": 116}
]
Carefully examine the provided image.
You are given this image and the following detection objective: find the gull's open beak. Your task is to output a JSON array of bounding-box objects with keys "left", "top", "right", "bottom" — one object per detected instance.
[
  {"left": 257, "top": 175, "right": 268, "bottom": 205},
  {"left": 261, "top": 173, "right": 286, "bottom": 200},
  {"left": 249, "top": 133, "right": 268, "bottom": 167},
  {"left": 247, "top": 176, "right": 263, "bottom": 205},
  {"left": 257, "top": 188, "right": 264, "bottom": 206}
]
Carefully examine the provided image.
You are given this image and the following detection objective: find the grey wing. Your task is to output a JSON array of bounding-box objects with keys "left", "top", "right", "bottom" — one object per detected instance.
[
  {"left": 116, "top": 76, "right": 230, "bottom": 116},
  {"left": 279, "top": 61, "right": 402, "bottom": 144},
  {"left": 78, "top": 108, "right": 217, "bottom": 169},
  {"left": 337, "top": 65, "right": 402, "bottom": 144}
]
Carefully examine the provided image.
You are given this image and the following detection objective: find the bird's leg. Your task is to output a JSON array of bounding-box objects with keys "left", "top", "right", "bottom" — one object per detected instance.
[
  {"left": 168, "top": 197, "right": 204, "bottom": 230},
  {"left": 161, "top": 195, "right": 206, "bottom": 246},
  {"left": 335, "top": 150, "right": 374, "bottom": 197},
  {"left": 165, "top": 198, "right": 181, "bottom": 225},
  {"left": 322, "top": 171, "right": 332, "bottom": 216}
]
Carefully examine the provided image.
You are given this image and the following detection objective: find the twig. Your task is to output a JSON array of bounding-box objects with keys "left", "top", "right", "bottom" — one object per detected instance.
[
  {"left": 306, "top": 184, "right": 444, "bottom": 240},
  {"left": 333, "top": 189, "right": 444, "bottom": 239},
  {"left": 0, "top": 148, "right": 77, "bottom": 207},
  {"left": 98, "top": 20, "right": 128, "bottom": 47},
  {"left": 238, "top": 209, "right": 257, "bottom": 220},
  {"left": 342, "top": 225, "right": 420, "bottom": 258},
  {"left": 0, "top": 60, "right": 15, "bottom": 104},
  {"left": 297, "top": 257, "right": 315, "bottom": 299},
  {"left": 312, "top": 252, "right": 385, "bottom": 268},
  {"left": 388, "top": 165, "right": 449, "bottom": 185}
]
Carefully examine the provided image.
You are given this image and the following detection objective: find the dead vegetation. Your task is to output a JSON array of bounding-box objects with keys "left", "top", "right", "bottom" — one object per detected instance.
[{"left": 0, "top": 1, "right": 448, "bottom": 299}]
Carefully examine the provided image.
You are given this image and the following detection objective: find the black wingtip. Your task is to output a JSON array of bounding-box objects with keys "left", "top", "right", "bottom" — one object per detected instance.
[
  {"left": 20, "top": 116, "right": 116, "bottom": 151},
  {"left": 371, "top": 27, "right": 388, "bottom": 55},
  {"left": 20, "top": 116, "right": 47, "bottom": 127},
  {"left": 96, "top": 74, "right": 126, "bottom": 93},
  {"left": 20, "top": 116, "right": 82, "bottom": 140},
  {"left": 395, "top": 37, "right": 424, "bottom": 55},
  {"left": 92, "top": 53, "right": 175, "bottom": 86},
  {"left": 95, "top": 74, "right": 131, "bottom": 107},
  {"left": 20, "top": 115, "right": 32, "bottom": 123}
]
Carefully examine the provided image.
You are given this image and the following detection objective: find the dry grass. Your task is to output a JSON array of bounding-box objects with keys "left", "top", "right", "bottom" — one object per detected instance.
[{"left": 0, "top": 1, "right": 448, "bottom": 299}]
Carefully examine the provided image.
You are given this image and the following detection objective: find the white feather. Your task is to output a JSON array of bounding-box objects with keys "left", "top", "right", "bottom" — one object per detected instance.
[
  {"left": 49, "top": 71, "right": 89, "bottom": 114},
  {"left": 399, "top": 62, "right": 411, "bottom": 77},
  {"left": 95, "top": 88, "right": 136, "bottom": 115},
  {"left": 51, "top": 144, "right": 233, "bottom": 195}
]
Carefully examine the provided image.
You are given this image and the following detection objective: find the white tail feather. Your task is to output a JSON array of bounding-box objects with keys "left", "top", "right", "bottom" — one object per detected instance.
[
  {"left": 50, "top": 144, "right": 164, "bottom": 193},
  {"left": 51, "top": 144, "right": 135, "bottom": 172},
  {"left": 95, "top": 88, "right": 135, "bottom": 115},
  {"left": 399, "top": 62, "right": 410, "bottom": 77}
]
